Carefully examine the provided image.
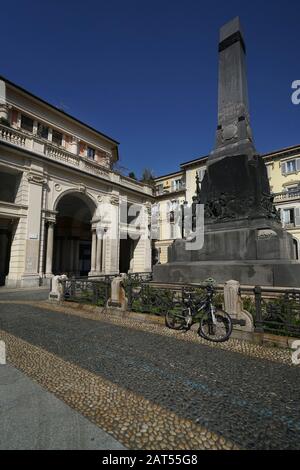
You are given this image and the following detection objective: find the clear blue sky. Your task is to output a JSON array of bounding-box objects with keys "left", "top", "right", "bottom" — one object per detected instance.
[{"left": 2, "top": 0, "right": 300, "bottom": 177}]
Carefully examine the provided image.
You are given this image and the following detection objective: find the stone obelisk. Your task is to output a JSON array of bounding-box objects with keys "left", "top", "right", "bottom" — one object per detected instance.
[
  {"left": 153, "top": 17, "right": 300, "bottom": 287},
  {"left": 200, "top": 17, "right": 276, "bottom": 223},
  {"left": 210, "top": 16, "right": 255, "bottom": 164}
]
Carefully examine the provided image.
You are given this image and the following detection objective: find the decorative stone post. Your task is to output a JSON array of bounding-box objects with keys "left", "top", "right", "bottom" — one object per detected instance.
[
  {"left": 45, "top": 221, "right": 55, "bottom": 276},
  {"left": 224, "top": 280, "right": 254, "bottom": 332},
  {"left": 49, "top": 274, "right": 68, "bottom": 301},
  {"left": 107, "top": 275, "right": 127, "bottom": 311}
]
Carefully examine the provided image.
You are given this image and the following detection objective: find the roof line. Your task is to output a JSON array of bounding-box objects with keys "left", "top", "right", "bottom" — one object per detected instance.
[
  {"left": 0, "top": 74, "right": 120, "bottom": 146},
  {"left": 262, "top": 144, "right": 300, "bottom": 157},
  {"left": 154, "top": 170, "right": 184, "bottom": 181},
  {"left": 180, "top": 155, "right": 208, "bottom": 167}
]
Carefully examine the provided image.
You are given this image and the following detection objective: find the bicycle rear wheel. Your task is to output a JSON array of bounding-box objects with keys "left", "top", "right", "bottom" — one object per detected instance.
[
  {"left": 165, "top": 309, "right": 188, "bottom": 330},
  {"left": 198, "top": 309, "right": 232, "bottom": 343}
]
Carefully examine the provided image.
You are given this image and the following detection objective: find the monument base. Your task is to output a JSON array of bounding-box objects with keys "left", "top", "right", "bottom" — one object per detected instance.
[
  {"left": 153, "top": 218, "right": 300, "bottom": 287},
  {"left": 153, "top": 260, "right": 300, "bottom": 287}
]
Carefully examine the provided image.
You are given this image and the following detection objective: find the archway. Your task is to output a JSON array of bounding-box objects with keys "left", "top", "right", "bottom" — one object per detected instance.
[
  {"left": 0, "top": 218, "right": 13, "bottom": 286},
  {"left": 52, "top": 193, "right": 95, "bottom": 277}
]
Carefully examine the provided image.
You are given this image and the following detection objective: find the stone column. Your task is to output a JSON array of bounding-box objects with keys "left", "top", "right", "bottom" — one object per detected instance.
[
  {"left": 45, "top": 222, "right": 55, "bottom": 276},
  {"left": 21, "top": 170, "right": 45, "bottom": 287},
  {"left": 96, "top": 230, "right": 103, "bottom": 274},
  {"left": 106, "top": 194, "right": 120, "bottom": 274},
  {"left": 0, "top": 80, "right": 8, "bottom": 121},
  {"left": 90, "top": 229, "right": 97, "bottom": 274}
]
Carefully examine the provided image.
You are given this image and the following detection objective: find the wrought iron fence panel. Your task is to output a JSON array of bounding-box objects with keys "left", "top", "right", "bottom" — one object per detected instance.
[
  {"left": 61, "top": 279, "right": 110, "bottom": 306},
  {"left": 253, "top": 287, "right": 300, "bottom": 337},
  {"left": 124, "top": 281, "right": 210, "bottom": 315}
]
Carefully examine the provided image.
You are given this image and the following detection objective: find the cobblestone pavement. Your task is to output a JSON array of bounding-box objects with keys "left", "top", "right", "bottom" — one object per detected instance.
[{"left": 0, "top": 294, "right": 300, "bottom": 449}]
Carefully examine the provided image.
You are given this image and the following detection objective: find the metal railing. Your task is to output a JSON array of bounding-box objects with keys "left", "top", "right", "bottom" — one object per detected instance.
[
  {"left": 124, "top": 280, "right": 223, "bottom": 315},
  {"left": 60, "top": 278, "right": 111, "bottom": 306},
  {"left": 59, "top": 274, "right": 300, "bottom": 338},
  {"left": 60, "top": 273, "right": 152, "bottom": 306},
  {"left": 242, "top": 286, "right": 300, "bottom": 337}
]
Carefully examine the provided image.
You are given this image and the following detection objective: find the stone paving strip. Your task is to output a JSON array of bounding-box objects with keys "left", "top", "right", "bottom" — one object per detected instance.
[
  {"left": 0, "top": 328, "right": 239, "bottom": 450},
  {"left": 7, "top": 299, "right": 292, "bottom": 366}
]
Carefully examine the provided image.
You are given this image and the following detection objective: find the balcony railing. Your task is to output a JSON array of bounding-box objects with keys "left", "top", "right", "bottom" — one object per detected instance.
[
  {"left": 274, "top": 191, "right": 300, "bottom": 202},
  {"left": 0, "top": 122, "right": 153, "bottom": 195},
  {"left": 0, "top": 124, "right": 26, "bottom": 148},
  {"left": 156, "top": 183, "right": 186, "bottom": 196}
]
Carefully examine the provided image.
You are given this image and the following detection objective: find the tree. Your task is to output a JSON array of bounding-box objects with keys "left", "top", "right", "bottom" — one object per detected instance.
[
  {"left": 140, "top": 168, "right": 156, "bottom": 186},
  {"left": 128, "top": 171, "right": 137, "bottom": 180}
]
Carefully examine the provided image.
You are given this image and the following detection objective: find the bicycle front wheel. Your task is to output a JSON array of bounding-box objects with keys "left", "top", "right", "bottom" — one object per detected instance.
[
  {"left": 165, "top": 309, "right": 188, "bottom": 330},
  {"left": 198, "top": 309, "right": 232, "bottom": 343}
]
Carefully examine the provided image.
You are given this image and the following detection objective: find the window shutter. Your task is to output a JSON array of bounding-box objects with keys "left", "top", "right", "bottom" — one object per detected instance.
[
  {"left": 281, "top": 162, "right": 287, "bottom": 175},
  {"left": 295, "top": 208, "right": 300, "bottom": 227},
  {"left": 297, "top": 159, "right": 300, "bottom": 172}
]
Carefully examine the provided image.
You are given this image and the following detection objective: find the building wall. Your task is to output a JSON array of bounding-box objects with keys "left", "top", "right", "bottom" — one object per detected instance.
[{"left": 0, "top": 78, "right": 153, "bottom": 287}]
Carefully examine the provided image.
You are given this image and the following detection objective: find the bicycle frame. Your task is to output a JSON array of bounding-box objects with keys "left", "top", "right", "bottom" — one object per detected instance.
[{"left": 186, "top": 296, "right": 217, "bottom": 326}]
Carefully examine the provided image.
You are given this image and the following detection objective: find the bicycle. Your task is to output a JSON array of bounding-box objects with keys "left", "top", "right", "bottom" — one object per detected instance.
[{"left": 165, "top": 283, "right": 233, "bottom": 343}]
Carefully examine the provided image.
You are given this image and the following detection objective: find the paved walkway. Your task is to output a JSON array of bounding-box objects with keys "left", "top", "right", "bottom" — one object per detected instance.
[
  {"left": 0, "top": 287, "right": 49, "bottom": 301},
  {"left": 0, "top": 289, "right": 300, "bottom": 450},
  {"left": 0, "top": 363, "right": 124, "bottom": 450}
]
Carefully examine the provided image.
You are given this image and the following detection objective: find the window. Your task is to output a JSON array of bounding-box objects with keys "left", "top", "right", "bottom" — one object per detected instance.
[
  {"left": 282, "top": 159, "right": 300, "bottom": 175},
  {"left": 287, "top": 160, "right": 297, "bottom": 173},
  {"left": 87, "top": 147, "right": 95, "bottom": 159},
  {"left": 37, "top": 123, "right": 49, "bottom": 139},
  {"left": 52, "top": 130, "right": 63, "bottom": 146},
  {"left": 21, "top": 114, "right": 33, "bottom": 132},
  {"left": 172, "top": 179, "right": 183, "bottom": 191},
  {"left": 283, "top": 208, "right": 295, "bottom": 226}
]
